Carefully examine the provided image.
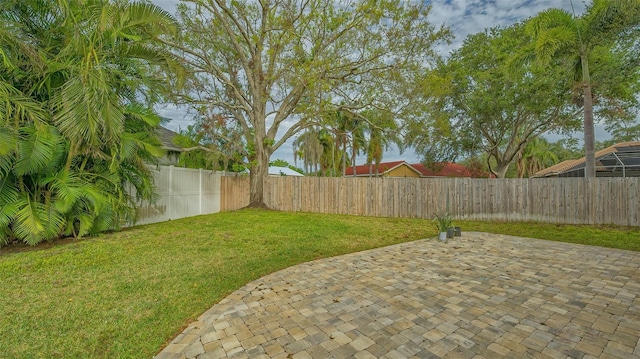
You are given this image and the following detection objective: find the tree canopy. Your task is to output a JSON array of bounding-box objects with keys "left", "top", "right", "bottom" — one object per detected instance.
[
  {"left": 166, "top": 0, "right": 451, "bottom": 206},
  {"left": 405, "top": 1, "right": 640, "bottom": 178},
  {"left": 405, "top": 22, "right": 580, "bottom": 178}
]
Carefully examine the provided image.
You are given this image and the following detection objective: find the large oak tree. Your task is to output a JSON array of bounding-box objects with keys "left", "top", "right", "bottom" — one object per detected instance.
[{"left": 167, "top": 0, "right": 450, "bottom": 207}]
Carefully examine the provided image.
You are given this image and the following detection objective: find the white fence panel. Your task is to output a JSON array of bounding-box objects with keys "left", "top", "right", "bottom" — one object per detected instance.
[{"left": 134, "top": 166, "right": 222, "bottom": 226}]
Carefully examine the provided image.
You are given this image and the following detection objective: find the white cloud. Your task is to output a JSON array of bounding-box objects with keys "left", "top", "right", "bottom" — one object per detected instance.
[
  {"left": 155, "top": 103, "right": 193, "bottom": 132},
  {"left": 429, "top": 0, "right": 586, "bottom": 54}
]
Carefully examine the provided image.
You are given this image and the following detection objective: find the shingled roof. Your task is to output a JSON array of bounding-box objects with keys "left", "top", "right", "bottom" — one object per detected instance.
[
  {"left": 156, "top": 126, "right": 183, "bottom": 152},
  {"left": 345, "top": 161, "right": 420, "bottom": 176},
  {"left": 345, "top": 161, "right": 483, "bottom": 177},
  {"left": 411, "top": 162, "right": 474, "bottom": 177}
]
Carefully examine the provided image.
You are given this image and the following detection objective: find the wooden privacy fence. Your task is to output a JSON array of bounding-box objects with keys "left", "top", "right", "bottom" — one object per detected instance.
[{"left": 221, "top": 176, "right": 640, "bottom": 226}]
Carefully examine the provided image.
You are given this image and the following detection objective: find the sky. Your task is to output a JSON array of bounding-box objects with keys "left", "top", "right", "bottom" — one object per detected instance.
[{"left": 152, "top": 0, "right": 594, "bottom": 166}]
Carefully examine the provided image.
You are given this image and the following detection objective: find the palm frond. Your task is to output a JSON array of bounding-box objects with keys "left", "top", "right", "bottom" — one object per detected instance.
[
  {"left": 0, "top": 175, "right": 19, "bottom": 229},
  {"left": 0, "top": 22, "right": 20, "bottom": 70},
  {"left": 41, "top": 170, "right": 85, "bottom": 213},
  {"left": 74, "top": 211, "right": 96, "bottom": 237},
  {"left": 0, "top": 16, "right": 45, "bottom": 72},
  {"left": 0, "top": 152, "right": 14, "bottom": 179},
  {"left": 118, "top": 160, "right": 155, "bottom": 202},
  {"left": 0, "top": 112, "right": 16, "bottom": 178},
  {"left": 78, "top": 184, "right": 109, "bottom": 214},
  {"left": 125, "top": 102, "right": 161, "bottom": 127},
  {"left": 13, "top": 124, "right": 61, "bottom": 176},
  {"left": 0, "top": 81, "right": 49, "bottom": 126},
  {"left": 118, "top": 132, "right": 142, "bottom": 162},
  {"left": 0, "top": 227, "right": 11, "bottom": 246},
  {"left": 118, "top": 43, "right": 178, "bottom": 72},
  {"left": 53, "top": 73, "right": 125, "bottom": 146},
  {"left": 13, "top": 194, "right": 65, "bottom": 245},
  {"left": 525, "top": 8, "right": 575, "bottom": 37},
  {"left": 535, "top": 27, "right": 578, "bottom": 63},
  {"left": 97, "top": 88, "right": 126, "bottom": 143},
  {"left": 118, "top": 2, "right": 178, "bottom": 38},
  {"left": 0, "top": 125, "right": 17, "bottom": 156},
  {"left": 89, "top": 204, "right": 116, "bottom": 234},
  {"left": 584, "top": 0, "right": 640, "bottom": 41},
  {"left": 121, "top": 131, "right": 165, "bottom": 160},
  {"left": 52, "top": 77, "right": 97, "bottom": 143}
]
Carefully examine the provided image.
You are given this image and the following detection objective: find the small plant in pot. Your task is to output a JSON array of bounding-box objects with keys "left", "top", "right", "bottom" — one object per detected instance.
[{"left": 433, "top": 213, "right": 452, "bottom": 242}]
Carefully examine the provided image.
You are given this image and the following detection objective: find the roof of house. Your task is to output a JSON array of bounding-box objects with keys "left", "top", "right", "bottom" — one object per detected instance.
[
  {"left": 156, "top": 126, "right": 183, "bottom": 152},
  {"left": 345, "top": 161, "right": 482, "bottom": 177},
  {"left": 411, "top": 162, "right": 474, "bottom": 177},
  {"left": 269, "top": 166, "right": 304, "bottom": 176},
  {"left": 345, "top": 161, "right": 423, "bottom": 176},
  {"left": 532, "top": 141, "right": 640, "bottom": 177}
]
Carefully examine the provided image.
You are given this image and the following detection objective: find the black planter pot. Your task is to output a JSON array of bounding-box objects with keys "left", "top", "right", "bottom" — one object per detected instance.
[
  {"left": 454, "top": 227, "right": 461, "bottom": 237},
  {"left": 446, "top": 228, "right": 455, "bottom": 238}
]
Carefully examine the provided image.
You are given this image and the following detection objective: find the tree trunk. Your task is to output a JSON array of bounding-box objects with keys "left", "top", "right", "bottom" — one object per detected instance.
[
  {"left": 342, "top": 136, "right": 347, "bottom": 176},
  {"left": 248, "top": 137, "right": 271, "bottom": 208},
  {"left": 351, "top": 137, "right": 357, "bottom": 176},
  {"left": 580, "top": 51, "right": 596, "bottom": 178},
  {"left": 493, "top": 160, "right": 511, "bottom": 178},
  {"left": 248, "top": 164, "right": 268, "bottom": 208},
  {"left": 487, "top": 146, "right": 514, "bottom": 178},
  {"left": 516, "top": 152, "right": 526, "bottom": 178}
]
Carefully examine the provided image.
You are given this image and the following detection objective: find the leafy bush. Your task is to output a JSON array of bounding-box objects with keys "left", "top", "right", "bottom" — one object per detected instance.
[
  {"left": 432, "top": 212, "right": 452, "bottom": 232},
  {"left": 0, "top": 0, "right": 179, "bottom": 245}
]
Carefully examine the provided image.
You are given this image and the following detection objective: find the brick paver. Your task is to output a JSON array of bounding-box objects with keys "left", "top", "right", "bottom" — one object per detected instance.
[{"left": 155, "top": 232, "right": 640, "bottom": 358}]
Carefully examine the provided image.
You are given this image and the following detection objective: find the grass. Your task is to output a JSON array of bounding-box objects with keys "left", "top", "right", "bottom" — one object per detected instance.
[
  {"left": 456, "top": 220, "right": 640, "bottom": 251},
  {"left": 0, "top": 209, "right": 638, "bottom": 358}
]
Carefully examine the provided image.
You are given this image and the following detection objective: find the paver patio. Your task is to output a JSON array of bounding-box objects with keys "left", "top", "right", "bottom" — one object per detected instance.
[{"left": 156, "top": 232, "right": 640, "bottom": 359}]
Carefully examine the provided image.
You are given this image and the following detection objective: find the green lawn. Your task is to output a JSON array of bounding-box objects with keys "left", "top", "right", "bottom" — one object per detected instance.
[
  {"left": 457, "top": 220, "right": 640, "bottom": 251},
  {"left": 0, "top": 209, "right": 638, "bottom": 358}
]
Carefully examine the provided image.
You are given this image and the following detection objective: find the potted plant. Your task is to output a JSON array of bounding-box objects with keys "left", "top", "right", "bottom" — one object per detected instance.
[
  {"left": 447, "top": 227, "right": 455, "bottom": 239},
  {"left": 433, "top": 213, "right": 452, "bottom": 242}
]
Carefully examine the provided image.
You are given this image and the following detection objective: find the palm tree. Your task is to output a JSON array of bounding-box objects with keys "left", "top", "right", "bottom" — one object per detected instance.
[
  {"left": 329, "top": 110, "right": 366, "bottom": 176},
  {"left": 293, "top": 127, "right": 325, "bottom": 174},
  {"left": 516, "top": 137, "right": 559, "bottom": 178},
  {"left": 52, "top": 1, "right": 178, "bottom": 160},
  {"left": 0, "top": 0, "right": 179, "bottom": 245},
  {"left": 318, "top": 129, "right": 339, "bottom": 176},
  {"left": 362, "top": 110, "right": 400, "bottom": 177},
  {"left": 366, "top": 127, "right": 385, "bottom": 176},
  {"left": 526, "top": 0, "right": 640, "bottom": 177}
]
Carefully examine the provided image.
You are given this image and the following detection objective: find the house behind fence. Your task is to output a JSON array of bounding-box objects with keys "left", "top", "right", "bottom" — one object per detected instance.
[{"left": 134, "top": 166, "right": 640, "bottom": 227}]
